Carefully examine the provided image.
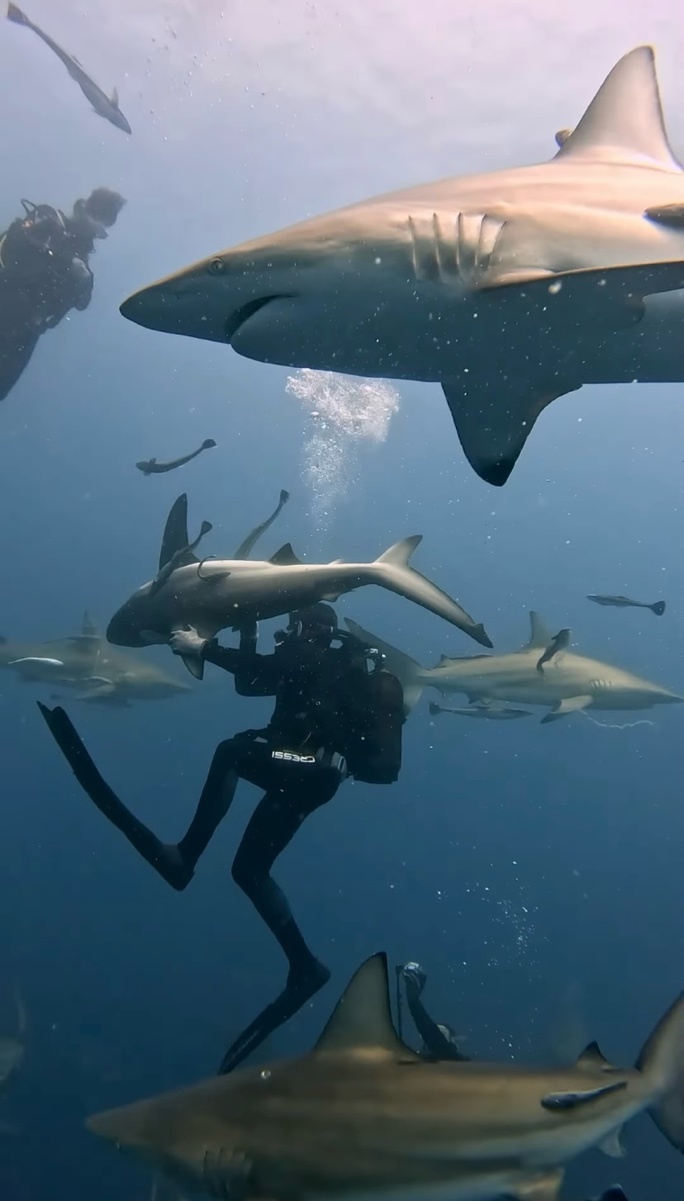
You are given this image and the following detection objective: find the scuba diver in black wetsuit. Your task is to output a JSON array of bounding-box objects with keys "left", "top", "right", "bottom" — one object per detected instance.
[
  {"left": 0, "top": 187, "right": 125, "bottom": 403},
  {"left": 396, "top": 961, "right": 469, "bottom": 1061},
  {"left": 38, "top": 602, "right": 405, "bottom": 1076}
]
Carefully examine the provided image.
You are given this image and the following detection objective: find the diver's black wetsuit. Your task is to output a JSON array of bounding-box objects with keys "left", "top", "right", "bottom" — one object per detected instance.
[
  {"left": 0, "top": 190, "right": 123, "bottom": 403},
  {"left": 398, "top": 963, "right": 469, "bottom": 1061},
  {"left": 38, "top": 612, "right": 397, "bottom": 1075}
]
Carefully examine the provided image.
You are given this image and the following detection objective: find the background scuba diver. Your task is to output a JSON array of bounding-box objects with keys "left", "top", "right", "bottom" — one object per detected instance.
[
  {"left": 397, "top": 961, "right": 469, "bottom": 1061},
  {"left": 37, "top": 601, "right": 405, "bottom": 1075},
  {"left": 0, "top": 186, "right": 126, "bottom": 403}
]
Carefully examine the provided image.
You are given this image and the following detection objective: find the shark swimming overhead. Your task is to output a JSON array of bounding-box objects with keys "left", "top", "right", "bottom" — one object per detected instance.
[
  {"left": 121, "top": 46, "right": 684, "bottom": 486},
  {"left": 86, "top": 952, "right": 684, "bottom": 1201},
  {"left": 345, "top": 613, "right": 683, "bottom": 723},
  {"left": 105, "top": 493, "right": 491, "bottom": 673}
]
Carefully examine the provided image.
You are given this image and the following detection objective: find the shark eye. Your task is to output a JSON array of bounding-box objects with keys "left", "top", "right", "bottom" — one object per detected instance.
[{"left": 208, "top": 258, "right": 225, "bottom": 276}]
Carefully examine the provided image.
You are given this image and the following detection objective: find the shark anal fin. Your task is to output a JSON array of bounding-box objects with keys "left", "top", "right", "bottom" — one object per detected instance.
[
  {"left": 315, "top": 952, "right": 419, "bottom": 1060},
  {"left": 541, "top": 694, "right": 592, "bottom": 724},
  {"left": 599, "top": 1127, "right": 626, "bottom": 1158},
  {"left": 541, "top": 1081, "right": 627, "bottom": 1110},
  {"left": 442, "top": 377, "right": 578, "bottom": 487}
]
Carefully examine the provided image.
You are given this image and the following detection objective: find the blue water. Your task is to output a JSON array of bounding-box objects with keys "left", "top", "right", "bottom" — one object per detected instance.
[{"left": 1, "top": 2, "right": 683, "bottom": 1198}]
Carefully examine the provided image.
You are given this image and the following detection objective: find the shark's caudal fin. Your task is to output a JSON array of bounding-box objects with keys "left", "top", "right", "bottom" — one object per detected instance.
[
  {"left": 371, "top": 537, "right": 491, "bottom": 648},
  {"left": 314, "top": 952, "right": 419, "bottom": 1060},
  {"left": 345, "top": 618, "right": 424, "bottom": 713},
  {"left": 650, "top": 601, "right": 666, "bottom": 616},
  {"left": 553, "top": 45, "right": 681, "bottom": 169},
  {"left": 635, "top": 991, "right": 684, "bottom": 1152}
]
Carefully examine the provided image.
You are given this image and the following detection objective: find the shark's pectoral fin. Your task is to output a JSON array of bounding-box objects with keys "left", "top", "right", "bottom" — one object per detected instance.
[
  {"left": 314, "top": 952, "right": 420, "bottom": 1060},
  {"left": 441, "top": 377, "right": 578, "bottom": 487},
  {"left": 599, "top": 1127, "right": 626, "bottom": 1158},
  {"left": 180, "top": 655, "right": 204, "bottom": 681},
  {"left": 541, "top": 695, "right": 592, "bottom": 724},
  {"left": 510, "top": 1169, "right": 564, "bottom": 1201},
  {"left": 541, "top": 1081, "right": 627, "bottom": 1110}
]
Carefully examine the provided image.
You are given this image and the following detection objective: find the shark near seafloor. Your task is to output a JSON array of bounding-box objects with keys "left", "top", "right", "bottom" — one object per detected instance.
[{"left": 121, "top": 45, "right": 684, "bottom": 486}]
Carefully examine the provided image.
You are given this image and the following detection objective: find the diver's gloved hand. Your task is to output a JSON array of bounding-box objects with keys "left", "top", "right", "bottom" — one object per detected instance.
[
  {"left": 70, "top": 256, "right": 91, "bottom": 283},
  {"left": 168, "top": 625, "right": 207, "bottom": 658},
  {"left": 401, "top": 962, "right": 427, "bottom": 993}
]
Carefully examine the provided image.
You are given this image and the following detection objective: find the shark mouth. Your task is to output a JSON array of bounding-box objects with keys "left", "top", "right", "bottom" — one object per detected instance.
[{"left": 225, "top": 295, "right": 295, "bottom": 342}]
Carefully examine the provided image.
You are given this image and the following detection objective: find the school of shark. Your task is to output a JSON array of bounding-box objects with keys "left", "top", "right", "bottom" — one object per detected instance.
[{"left": 2, "top": 11, "right": 684, "bottom": 1201}]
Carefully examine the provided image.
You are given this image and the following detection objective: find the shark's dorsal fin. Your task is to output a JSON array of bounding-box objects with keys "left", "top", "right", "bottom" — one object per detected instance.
[
  {"left": 315, "top": 952, "right": 419, "bottom": 1059},
  {"left": 523, "top": 611, "right": 553, "bottom": 650},
  {"left": 576, "top": 1040, "right": 616, "bottom": 1071},
  {"left": 111, "top": 86, "right": 119, "bottom": 106},
  {"left": 554, "top": 46, "right": 681, "bottom": 169},
  {"left": 269, "top": 543, "right": 302, "bottom": 567},
  {"left": 159, "top": 494, "right": 198, "bottom": 570}
]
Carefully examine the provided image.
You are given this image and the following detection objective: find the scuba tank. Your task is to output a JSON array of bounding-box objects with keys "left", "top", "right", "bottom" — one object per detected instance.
[{"left": 338, "top": 632, "right": 405, "bottom": 785}]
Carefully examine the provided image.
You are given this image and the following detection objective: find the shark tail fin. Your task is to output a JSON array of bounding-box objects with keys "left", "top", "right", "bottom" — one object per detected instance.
[
  {"left": 7, "top": 4, "right": 30, "bottom": 26},
  {"left": 371, "top": 537, "right": 491, "bottom": 648},
  {"left": 636, "top": 992, "right": 684, "bottom": 1152},
  {"left": 344, "top": 618, "right": 424, "bottom": 714},
  {"left": 650, "top": 601, "right": 666, "bottom": 616}
]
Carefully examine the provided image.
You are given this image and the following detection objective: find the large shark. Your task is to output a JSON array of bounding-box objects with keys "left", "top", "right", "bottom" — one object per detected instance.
[
  {"left": 86, "top": 952, "right": 684, "bottom": 1201},
  {"left": 105, "top": 493, "right": 492, "bottom": 676},
  {"left": 0, "top": 612, "right": 191, "bottom": 707},
  {"left": 121, "top": 46, "right": 684, "bottom": 487},
  {"left": 345, "top": 613, "right": 683, "bottom": 723}
]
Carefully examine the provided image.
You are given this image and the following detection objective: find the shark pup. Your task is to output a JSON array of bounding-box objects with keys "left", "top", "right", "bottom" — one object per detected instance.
[
  {"left": 122, "top": 46, "right": 684, "bottom": 486},
  {"left": 106, "top": 494, "right": 491, "bottom": 677},
  {"left": 86, "top": 952, "right": 684, "bottom": 1201},
  {"left": 345, "top": 613, "right": 682, "bottom": 723}
]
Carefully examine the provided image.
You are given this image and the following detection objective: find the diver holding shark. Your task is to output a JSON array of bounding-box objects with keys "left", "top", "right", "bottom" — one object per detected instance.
[
  {"left": 39, "top": 604, "right": 405, "bottom": 1076},
  {"left": 36, "top": 491, "right": 410, "bottom": 1075}
]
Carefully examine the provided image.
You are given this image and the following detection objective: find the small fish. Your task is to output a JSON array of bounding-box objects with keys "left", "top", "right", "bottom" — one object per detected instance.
[
  {"left": 6, "top": 3, "right": 131, "bottom": 134},
  {"left": 537, "top": 628, "right": 571, "bottom": 673},
  {"left": 587, "top": 594, "right": 666, "bottom": 616},
  {"left": 136, "top": 439, "right": 217, "bottom": 476},
  {"left": 148, "top": 520, "right": 213, "bottom": 598},
  {"left": 429, "top": 700, "right": 531, "bottom": 721}
]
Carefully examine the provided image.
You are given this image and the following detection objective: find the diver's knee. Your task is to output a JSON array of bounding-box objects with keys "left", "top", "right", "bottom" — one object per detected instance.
[{"left": 231, "top": 855, "right": 257, "bottom": 894}]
